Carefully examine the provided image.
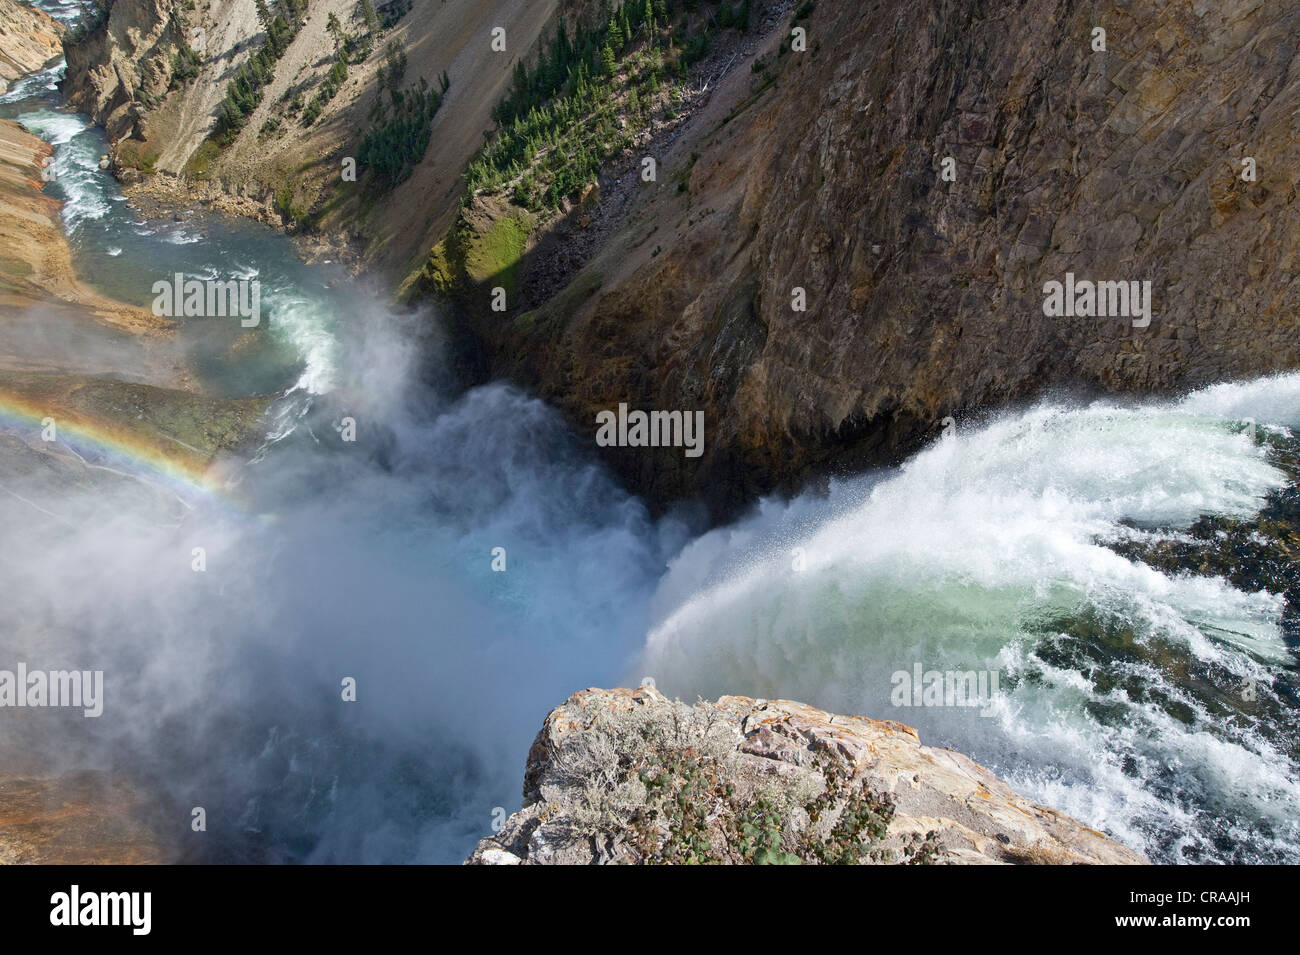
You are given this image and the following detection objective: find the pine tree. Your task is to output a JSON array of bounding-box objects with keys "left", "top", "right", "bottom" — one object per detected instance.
[
  {"left": 360, "top": 0, "right": 379, "bottom": 32},
  {"left": 555, "top": 19, "right": 570, "bottom": 69}
]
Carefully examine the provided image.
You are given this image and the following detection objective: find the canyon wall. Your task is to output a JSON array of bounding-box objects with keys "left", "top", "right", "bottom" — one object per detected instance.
[
  {"left": 0, "top": 0, "right": 62, "bottom": 96},
  {"left": 462, "top": 0, "right": 1300, "bottom": 518},
  {"left": 61, "top": 0, "right": 189, "bottom": 142},
  {"left": 60, "top": 0, "right": 1300, "bottom": 519},
  {"left": 60, "top": 0, "right": 584, "bottom": 276},
  {"left": 0, "top": 118, "right": 164, "bottom": 335}
]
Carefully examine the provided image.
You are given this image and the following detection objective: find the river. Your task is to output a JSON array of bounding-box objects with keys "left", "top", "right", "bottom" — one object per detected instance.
[{"left": 1, "top": 13, "right": 1297, "bottom": 863}]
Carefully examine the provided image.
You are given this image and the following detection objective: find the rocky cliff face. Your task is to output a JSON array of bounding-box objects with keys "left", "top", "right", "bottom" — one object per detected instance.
[
  {"left": 0, "top": 0, "right": 62, "bottom": 96},
  {"left": 467, "top": 686, "right": 1147, "bottom": 864},
  {"left": 60, "top": 0, "right": 1300, "bottom": 519},
  {"left": 59, "top": 0, "right": 585, "bottom": 277},
  {"left": 461, "top": 0, "right": 1300, "bottom": 519},
  {"left": 61, "top": 0, "right": 188, "bottom": 144}
]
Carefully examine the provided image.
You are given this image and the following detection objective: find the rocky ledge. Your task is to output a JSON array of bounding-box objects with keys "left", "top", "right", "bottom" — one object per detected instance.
[{"left": 467, "top": 686, "right": 1147, "bottom": 865}]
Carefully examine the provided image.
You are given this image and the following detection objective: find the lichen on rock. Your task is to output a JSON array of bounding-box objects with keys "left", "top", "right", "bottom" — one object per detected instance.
[{"left": 466, "top": 685, "right": 1148, "bottom": 865}]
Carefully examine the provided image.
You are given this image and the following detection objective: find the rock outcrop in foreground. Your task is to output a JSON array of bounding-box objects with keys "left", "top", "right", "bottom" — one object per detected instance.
[{"left": 467, "top": 686, "right": 1147, "bottom": 865}]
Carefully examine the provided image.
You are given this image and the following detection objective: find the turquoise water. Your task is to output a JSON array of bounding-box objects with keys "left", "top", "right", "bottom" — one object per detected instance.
[
  {"left": 642, "top": 388, "right": 1300, "bottom": 862},
  {"left": 1, "top": 58, "right": 681, "bottom": 862},
  {"left": 3, "top": 67, "right": 347, "bottom": 399},
  {"left": 1, "top": 29, "right": 1297, "bottom": 863}
]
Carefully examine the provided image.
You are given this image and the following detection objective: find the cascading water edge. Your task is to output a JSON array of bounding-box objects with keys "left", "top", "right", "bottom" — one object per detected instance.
[
  {"left": 638, "top": 376, "right": 1300, "bottom": 863},
  {"left": 2, "top": 0, "right": 1297, "bottom": 867},
  {"left": 0, "top": 39, "right": 684, "bottom": 863}
]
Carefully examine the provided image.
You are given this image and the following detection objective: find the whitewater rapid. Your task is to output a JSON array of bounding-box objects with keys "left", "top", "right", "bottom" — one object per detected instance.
[
  {"left": 640, "top": 378, "right": 1300, "bottom": 862},
  {"left": 3, "top": 36, "right": 1297, "bottom": 864},
  {"left": 8, "top": 77, "right": 342, "bottom": 398}
]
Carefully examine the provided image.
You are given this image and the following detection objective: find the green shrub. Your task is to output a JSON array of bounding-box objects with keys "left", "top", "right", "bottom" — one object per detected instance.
[
  {"left": 376, "top": 0, "right": 412, "bottom": 29},
  {"left": 455, "top": 3, "right": 748, "bottom": 224},
  {"left": 65, "top": 0, "right": 111, "bottom": 44},
  {"left": 213, "top": 0, "right": 305, "bottom": 143},
  {"left": 300, "top": 55, "right": 349, "bottom": 127},
  {"left": 169, "top": 45, "right": 202, "bottom": 89},
  {"left": 300, "top": 98, "right": 323, "bottom": 126},
  {"left": 358, "top": 77, "right": 444, "bottom": 189},
  {"left": 377, "top": 41, "right": 407, "bottom": 89}
]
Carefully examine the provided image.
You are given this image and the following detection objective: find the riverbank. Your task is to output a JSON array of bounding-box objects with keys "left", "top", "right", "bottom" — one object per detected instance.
[
  {"left": 0, "top": 114, "right": 269, "bottom": 467},
  {"left": 2, "top": 1, "right": 1296, "bottom": 869},
  {"left": 0, "top": 47, "right": 280, "bottom": 865},
  {"left": 0, "top": 118, "right": 169, "bottom": 339},
  {"left": 120, "top": 170, "right": 366, "bottom": 270},
  {"left": 0, "top": 0, "right": 62, "bottom": 98}
]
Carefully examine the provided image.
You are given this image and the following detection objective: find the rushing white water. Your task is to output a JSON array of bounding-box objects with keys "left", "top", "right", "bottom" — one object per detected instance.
[
  {"left": 0, "top": 61, "right": 64, "bottom": 106},
  {"left": 28, "top": 0, "right": 87, "bottom": 23},
  {"left": 641, "top": 378, "right": 1300, "bottom": 863},
  {"left": 0, "top": 291, "right": 685, "bottom": 862},
  {"left": 2, "top": 41, "right": 1296, "bottom": 864},
  {"left": 2, "top": 72, "right": 685, "bottom": 862},
  {"left": 9, "top": 91, "right": 345, "bottom": 397},
  {"left": 17, "top": 107, "right": 111, "bottom": 231}
]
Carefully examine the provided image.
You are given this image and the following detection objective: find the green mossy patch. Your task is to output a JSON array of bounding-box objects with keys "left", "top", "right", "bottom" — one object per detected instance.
[
  {"left": 463, "top": 214, "right": 529, "bottom": 295},
  {"left": 181, "top": 139, "right": 221, "bottom": 180},
  {"left": 413, "top": 206, "right": 532, "bottom": 308},
  {"left": 0, "top": 255, "right": 34, "bottom": 277}
]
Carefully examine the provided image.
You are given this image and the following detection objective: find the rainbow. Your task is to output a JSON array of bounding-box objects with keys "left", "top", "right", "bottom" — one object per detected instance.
[{"left": 0, "top": 386, "right": 232, "bottom": 505}]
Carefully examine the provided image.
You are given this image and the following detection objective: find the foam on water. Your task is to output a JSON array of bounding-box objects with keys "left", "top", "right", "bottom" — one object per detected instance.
[
  {"left": 9, "top": 100, "right": 344, "bottom": 397},
  {"left": 14, "top": 107, "right": 110, "bottom": 231},
  {"left": 4, "top": 35, "right": 1296, "bottom": 862},
  {"left": 0, "top": 62, "right": 64, "bottom": 105},
  {"left": 29, "top": 0, "right": 88, "bottom": 22},
  {"left": 641, "top": 385, "right": 1300, "bottom": 862}
]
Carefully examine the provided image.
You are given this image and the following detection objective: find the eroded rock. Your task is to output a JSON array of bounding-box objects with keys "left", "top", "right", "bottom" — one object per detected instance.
[{"left": 466, "top": 686, "right": 1148, "bottom": 865}]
